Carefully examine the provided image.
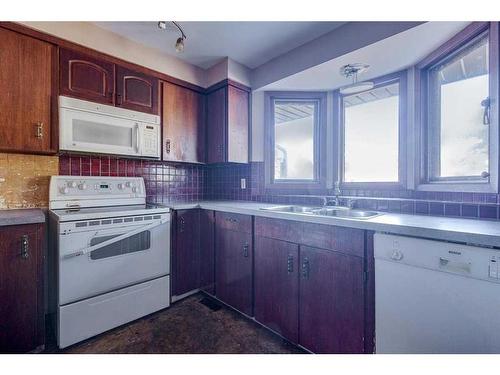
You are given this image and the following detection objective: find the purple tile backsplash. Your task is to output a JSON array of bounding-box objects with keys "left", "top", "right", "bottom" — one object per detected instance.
[
  {"left": 60, "top": 155, "right": 500, "bottom": 221},
  {"left": 60, "top": 154, "right": 205, "bottom": 204},
  {"left": 205, "top": 161, "right": 500, "bottom": 221}
]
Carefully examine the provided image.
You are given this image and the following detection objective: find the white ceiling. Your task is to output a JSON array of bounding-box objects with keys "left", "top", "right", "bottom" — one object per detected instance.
[
  {"left": 260, "top": 22, "right": 471, "bottom": 91},
  {"left": 93, "top": 21, "right": 345, "bottom": 69}
]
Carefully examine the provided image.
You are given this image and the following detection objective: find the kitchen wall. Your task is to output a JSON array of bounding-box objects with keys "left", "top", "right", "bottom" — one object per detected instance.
[{"left": 0, "top": 153, "right": 59, "bottom": 209}]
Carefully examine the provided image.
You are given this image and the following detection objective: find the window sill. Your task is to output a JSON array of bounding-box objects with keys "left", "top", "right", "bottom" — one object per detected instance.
[{"left": 417, "top": 182, "right": 497, "bottom": 193}]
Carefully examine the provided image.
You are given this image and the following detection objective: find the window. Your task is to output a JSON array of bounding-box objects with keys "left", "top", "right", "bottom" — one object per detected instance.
[
  {"left": 419, "top": 22, "right": 498, "bottom": 192},
  {"left": 265, "top": 92, "right": 326, "bottom": 190},
  {"left": 337, "top": 72, "right": 406, "bottom": 186},
  {"left": 428, "top": 32, "right": 489, "bottom": 180}
]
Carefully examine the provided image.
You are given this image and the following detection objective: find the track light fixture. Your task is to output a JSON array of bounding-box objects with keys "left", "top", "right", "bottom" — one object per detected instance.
[{"left": 158, "top": 21, "right": 187, "bottom": 53}]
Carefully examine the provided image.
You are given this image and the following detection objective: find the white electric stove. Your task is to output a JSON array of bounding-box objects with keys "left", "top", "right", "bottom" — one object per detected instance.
[{"left": 49, "top": 176, "right": 171, "bottom": 348}]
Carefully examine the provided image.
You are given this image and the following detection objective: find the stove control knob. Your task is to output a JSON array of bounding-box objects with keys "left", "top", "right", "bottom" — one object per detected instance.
[
  {"left": 117, "top": 183, "right": 125, "bottom": 190},
  {"left": 68, "top": 181, "right": 77, "bottom": 188},
  {"left": 125, "top": 181, "right": 132, "bottom": 188},
  {"left": 132, "top": 186, "right": 138, "bottom": 193},
  {"left": 60, "top": 186, "right": 69, "bottom": 195},
  {"left": 78, "top": 183, "right": 87, "bottom": 190}
]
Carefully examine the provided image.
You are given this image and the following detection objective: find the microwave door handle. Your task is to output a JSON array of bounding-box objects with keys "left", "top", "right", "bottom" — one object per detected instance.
[
  {"left": 135, "top": 123, "right": 140, "bottom": 154},
  {"left": 62, "top": 219, "right": 167, "bottom": 260}
]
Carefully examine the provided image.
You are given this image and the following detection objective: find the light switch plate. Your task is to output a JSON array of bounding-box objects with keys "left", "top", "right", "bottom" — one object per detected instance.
[{"left": 240, "top": 178, "right": 246, "bottom": 190}]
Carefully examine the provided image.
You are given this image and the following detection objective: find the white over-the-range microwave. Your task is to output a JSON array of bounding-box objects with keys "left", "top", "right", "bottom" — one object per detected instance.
[{"left": 59, "top": 96, "right": 161, "bottom": 159}]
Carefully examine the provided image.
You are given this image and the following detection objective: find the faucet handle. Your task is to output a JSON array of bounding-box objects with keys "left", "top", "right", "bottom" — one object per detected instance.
[{"left": 346, "top": 198, "right": 356, "bottom": 209}]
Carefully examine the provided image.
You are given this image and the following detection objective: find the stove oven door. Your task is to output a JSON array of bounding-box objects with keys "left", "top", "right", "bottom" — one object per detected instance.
[{"left": 58, "top": 218, "right": 170, "bottom": 306}]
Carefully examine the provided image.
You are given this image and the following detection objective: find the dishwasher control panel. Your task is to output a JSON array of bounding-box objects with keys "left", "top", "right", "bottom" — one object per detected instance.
[{"left": 375, "top": 233, "right": 500, "bottom": 283}]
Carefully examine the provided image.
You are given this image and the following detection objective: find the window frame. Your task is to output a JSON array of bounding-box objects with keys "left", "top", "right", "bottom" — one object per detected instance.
[
  {"left": 264, "top": 91, "right": 327, "bottom": 192},
  {"left": 416, "top": 21, "right": 499, "bottom": 193},
  {"left": 334, "top": 70, "right": 408, "bottom": 190}
]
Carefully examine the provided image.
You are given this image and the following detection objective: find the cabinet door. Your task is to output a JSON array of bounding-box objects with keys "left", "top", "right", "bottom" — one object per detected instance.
[
  {"left": 172, "top": 210, "right": 200, "bottom": 296},
  {"left": 215, "top": 228, "right": 253, "bottom": 316},
  {"left": 206, "top": 87, "right": 226, "bottom": 163},
  {"left": 116, "top": 66, "right": 159, "bottom": 114},
  {"left": 299, "top": 246, "right": 365, "bottom": 353},
  {"left": 254, "top": 236, "right": 299, "bottom": 343},
  {"left": 162, "top": 82, "right": 205, "bottom": 163},
  {"left": 0, "top": 224, "right": 43, "bottom": 353},
  {"left": 60, "top": 48, "right": 115, "bottom": 105},
  {"left": 0, "top": 28, "right": 54, "bottom": 153},
  {"left": 227, "top": 85, "right": 249, "bottom": 163},
  {"left": 199, "top": 210, "right": 215, "bottom": 295}
]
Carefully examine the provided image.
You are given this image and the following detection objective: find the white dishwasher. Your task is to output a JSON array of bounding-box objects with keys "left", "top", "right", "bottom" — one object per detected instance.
[{"left": 375, "top": 233, "right": 500, "bottom": 354}]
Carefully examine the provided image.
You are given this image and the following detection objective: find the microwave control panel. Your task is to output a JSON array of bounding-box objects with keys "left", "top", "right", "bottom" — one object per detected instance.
[{"left": 142, "top": 124, "right": 160, "bottom": 157}]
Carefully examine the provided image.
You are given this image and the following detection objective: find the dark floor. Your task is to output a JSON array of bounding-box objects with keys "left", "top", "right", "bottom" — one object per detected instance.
[{"left": 44, "top": 293, "right": 304, "bottom": 354}]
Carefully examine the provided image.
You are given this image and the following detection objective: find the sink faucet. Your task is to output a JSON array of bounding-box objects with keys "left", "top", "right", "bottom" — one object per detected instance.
[
  {"left": 323, "top": 181, "right": 356, "bottom": 208},
  {"left": 323, "top": 181, "right": 342, "bottom": 207}
]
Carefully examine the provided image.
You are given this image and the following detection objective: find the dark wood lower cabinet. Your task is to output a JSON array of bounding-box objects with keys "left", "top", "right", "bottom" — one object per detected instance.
[
  {"left": 254, "top": 237, "right": 299, "bottom": 343},
  {"left": 172, "top": 209, "right": 201, "bottom": 296},
  {"left": 199, "top": 210, "right": 215, "bottom": 295},
  {"left": 0, "top": 224, "right": 44, "bottom": 353},
  {"left": 172, "top": 211, "right": 372, "bottom": 354},
  {"left": 172, "top": 209, "right": 215, "bottom": 297},
  {"left": 299, "top": 246, "right": 365, "bottom": 353},
  {"left": 215, "top": 228, "right": 253, "bottom": 316}
]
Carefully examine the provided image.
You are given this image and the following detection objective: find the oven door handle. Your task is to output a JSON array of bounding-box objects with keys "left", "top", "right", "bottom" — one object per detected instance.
[{"left": 62, "top": 219, "right": 168, "bottom": 260}]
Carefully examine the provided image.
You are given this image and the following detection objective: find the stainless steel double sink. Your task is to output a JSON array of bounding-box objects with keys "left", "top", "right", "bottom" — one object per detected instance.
[{"left": 259, "top": 205, "right": 381, "bottom": 219}]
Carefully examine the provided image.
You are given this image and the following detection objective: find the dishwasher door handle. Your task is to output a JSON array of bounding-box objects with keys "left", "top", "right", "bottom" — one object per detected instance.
[{"left": 439, "top": 257, "right": 471, "bottom": 274}]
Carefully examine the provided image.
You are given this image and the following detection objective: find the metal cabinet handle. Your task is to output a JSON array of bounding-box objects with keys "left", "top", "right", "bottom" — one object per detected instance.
[
  {"left": 225, "top": 217, "right": 238, "bottom": 224},
  {"left": 179, "top": 217, "right": 185, "bottom": 232},
  {"left": 217, "top": 144, "right": 223, "bottom": 156},
  {"left": 21, "top": 235, "right": 29, "bottom": 259},
  {"left": 301, "top": 257, "right": 309, "bottom": 279},
  {"left": 35, "top": 122, "right": 43, "bottom": 138},
  {"left": 243, "top": 243, "right": 249, "bottom": 257},
  {"left": 116, "top": 93, "right": 122, "bottom": 105},
  {"left": 287, "top": 254, "right": 294, "bottom": 273},
  {"left": 165, "top": 139, "right": 171, "bottom": 154}
]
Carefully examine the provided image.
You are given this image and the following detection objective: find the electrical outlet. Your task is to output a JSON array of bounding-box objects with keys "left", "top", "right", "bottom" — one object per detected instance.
[{"left": 240, "top": 178, "right": 246, "bottom": 190}]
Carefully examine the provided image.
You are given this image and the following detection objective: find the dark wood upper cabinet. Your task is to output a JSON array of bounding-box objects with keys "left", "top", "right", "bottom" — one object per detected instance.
[
  {"left": 0, "top": 27, "right": 56, "bottom": 154},
  {"left": 227, "top": 85, "right": 249, "bottom": 163},
  {"left": 299, "top": 246, "right": 365, "bottom": 354},
  {"left": 162, "top": 81, "right": 205, "bottom": 163},
  {"left": 60, "top": 48, "right": 115, "bottom": 105},
  {"left": 206, "top": 87, "right": 227, "bottom": 163},
  {"left": 0, "top": 224, "right": 44, "bottom": 353},
  {"left": 215, "top": 212, "right": 253, "bottom": 316},
  {"left": 206, "top": 81, "right": 250, "bottom": 164},
  {"left": 116, "top": 66, "right": 159, "bottom": 115},
  {"left": 254, "top": 236, "right": 299, "bottom": 343}
]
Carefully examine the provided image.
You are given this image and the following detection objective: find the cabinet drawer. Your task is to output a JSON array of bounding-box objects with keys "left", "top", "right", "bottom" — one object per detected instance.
[
  {"left": 215, "top": 211, "right": 252, "bottom": 233},
  {"left": 300, "top": 223, "right": 365, "bottom": 258},
  {"left": 254, "top": 217, "right": 302, "bottom": 243}
]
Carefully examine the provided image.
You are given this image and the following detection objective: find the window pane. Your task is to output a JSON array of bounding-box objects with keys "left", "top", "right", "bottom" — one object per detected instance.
[
  {"left": 430, "top": 34, "right": 489, "bottom": 178},
  {"left": 274, "top": 101, "right": 315, "bottom": 180},
  {"left": 343, "top": 83, "right": 399, "bottom": 182}
]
